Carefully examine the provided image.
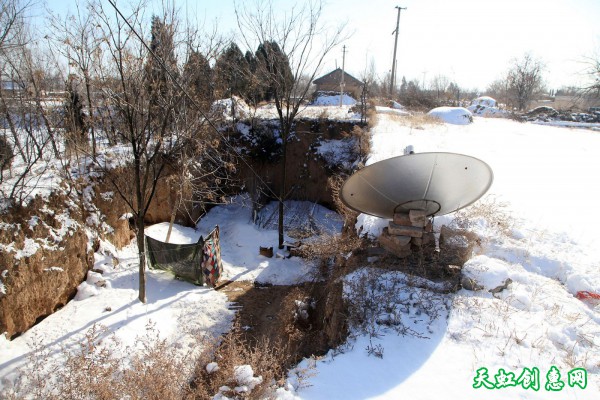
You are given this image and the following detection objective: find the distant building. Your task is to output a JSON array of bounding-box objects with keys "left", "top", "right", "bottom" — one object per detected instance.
[
  {"left": 313, "top": 68, "right": 364, "bottom": 99},
  {"left": 1, "top": 80, "right": 24, "bottom": 93}
]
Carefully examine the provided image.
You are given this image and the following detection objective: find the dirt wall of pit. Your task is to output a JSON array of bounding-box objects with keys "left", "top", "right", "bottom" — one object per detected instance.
[
  {"left": 0, "top": 169, "right": 197, "bottom": 339},
  {"left": 0, "top": 195, "right": 94, "bottom": 338},
  {"left": 236, "top": 119, "right": 363, "bottom": 208}
]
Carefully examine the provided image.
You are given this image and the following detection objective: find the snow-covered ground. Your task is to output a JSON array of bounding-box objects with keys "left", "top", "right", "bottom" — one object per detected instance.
[
  {"left": 0, "top": 198, "right": 335, "bottom": 393},
  {"left": 2, "top": 109, "right": 600, "bottom": 398},
  {"left": 290, "top": 113, "right": 600, "bottom": 399}
]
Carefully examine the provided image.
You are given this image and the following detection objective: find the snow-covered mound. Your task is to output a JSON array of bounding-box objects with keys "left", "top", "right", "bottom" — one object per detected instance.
[
  {"left": 375, "top": 103, "right": 410, "bottom": 116},
  {"left": 312, "top": 93, "right": 356, "bottom": 106},
  {"left": 427, "top": 106, "right": 473, "bottom": 124},
  {"left": 211, "top": 96, "right": 250, "bottom": 120},
  {"left": 470, "top": 96, "right": 497, "bottom": 108},
  {"left": 467, "top": 96, "right": 508, "bottom": 117},
  {"left": 391, "top": 101, "right": 404, "bottom": 110}
]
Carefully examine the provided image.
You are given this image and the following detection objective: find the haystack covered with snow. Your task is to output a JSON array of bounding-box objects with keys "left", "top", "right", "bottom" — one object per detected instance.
[
  {"left": 470, "top": 96, "right": 496, "bottom": 108},
  {"left": 427, "top": 106, "right": 473, "bottom": 125},
  {"left": 468, "top": 96, "right": 508, "bottom": 117}
]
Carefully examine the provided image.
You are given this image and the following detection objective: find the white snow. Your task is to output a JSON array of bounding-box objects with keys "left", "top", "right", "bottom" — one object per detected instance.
[
  {"left": 196, "top": 196, "right": 332, "bottom": 284},
  {"left": 0, "top": 238, "right": 235, "bottom": 391},
  {"left": 428, "top": 106, "right": 473, "bottom": 125},
  {"left": 3, "top": 106, "right": 600, "bottom": 398},
  {"left": 211, "top": 96, "right": 251, "bottom": 120},
  {"left": 254, "top": 102, "right": 361, "bottom": 121},
  {"left": 284, "top": 111, "right": 600, "bottom": 399},
  {"left": 470, "top": 96, "right": 497, "bottom": 108},
  {"left": 467, "top": 97, "right": 508, "bottom": 118},
  {"left": 374, "top": 105, "right": 410, "bottom": 116},
  {"left": 206, "top": 361, "right": 220, "bottom": 374},
  {"left": 233, "top": 364, "right": 263, "bottom": 391},
  {"left": 312, "top": 94, "right": 356, "bottom": 106}
]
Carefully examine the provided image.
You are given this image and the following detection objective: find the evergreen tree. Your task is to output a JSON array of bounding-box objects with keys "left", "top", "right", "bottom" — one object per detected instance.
[
  {"left": 254, "top": 41, "right": 293, "bottom": 102},
  {"left": 213, "top": 43, "right": 250, "bottom": 99},
  {"left": 183, "top": 50, "right": 213, "bottom": 112},
  {"left": 145, "top": 15, "right": 178, "bottom": 124},
  {"left": 64, "top": 76, "right": 86, "bottom": 149},
  {"left": 400, "top": 76, "right": 407, "bottom": 95}
]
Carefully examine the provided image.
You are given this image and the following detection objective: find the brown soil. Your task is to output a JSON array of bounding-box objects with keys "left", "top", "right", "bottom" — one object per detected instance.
[
  {"left": 216, "top": 279, "right": 347, "bottom": 365},
  {"left": 0, "top": 194, "right": 94, "bottom": 338}
]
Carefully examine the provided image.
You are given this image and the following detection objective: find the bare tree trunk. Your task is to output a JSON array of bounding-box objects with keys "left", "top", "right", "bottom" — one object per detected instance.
[
  {"left": 83, "top": 72, "right": 96, "bottom": 157},
  {"left": 134, "top": 152, "right": 147, "bottom": 303},
  {"left": 136, "top": 215, "right": 147, "bottom": 303},
  {"left": 165, "top": 204, "right": 177, "bottom": 243},
  {"left": 278, "top": 138, "right": 287, "bottom": 249}
]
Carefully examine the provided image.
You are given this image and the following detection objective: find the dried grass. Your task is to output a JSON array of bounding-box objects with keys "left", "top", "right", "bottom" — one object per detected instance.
[
  {"left": 451, "top": 195, "right": 514, "bottom": 237},
  {"left": 2, "top": 322, "right": 196, "bottom": 400},
  {"left": 387, "top": 112, "right": 443, "bottom": 129}
]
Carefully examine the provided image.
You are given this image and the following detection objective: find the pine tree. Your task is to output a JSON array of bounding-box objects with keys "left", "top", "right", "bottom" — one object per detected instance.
[
  {"left": 64, "top": 76, "right": 86, "bottom": 150},
  {"left": 254, "top": 41, "right": 293, "bottom": 102},
  {"left": 213, "top": 43, "right": 250, "bottom": 99},
  {"left": 183, "top": 50, "right": 213, "bottom": 112},
  {"left": 145, "top": 16, "right": 178, "bottom": 125}
]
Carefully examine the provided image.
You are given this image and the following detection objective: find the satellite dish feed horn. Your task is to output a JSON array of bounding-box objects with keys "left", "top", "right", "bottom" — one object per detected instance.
[{"left": 341, "top": 152, "right": 493, "bottom": 219}]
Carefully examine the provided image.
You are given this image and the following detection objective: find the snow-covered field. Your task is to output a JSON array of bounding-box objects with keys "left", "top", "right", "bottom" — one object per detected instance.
[
  {"left": 2, "top": 109, "right": 600, "bottom": 399},
  {"left": 293, "top": 113, "right": 600, "bottom": 399}
]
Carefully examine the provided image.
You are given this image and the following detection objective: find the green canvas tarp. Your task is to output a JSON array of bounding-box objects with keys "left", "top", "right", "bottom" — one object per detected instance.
[{"left": 145, "top": 226, "right": 223, "bottom": 287}]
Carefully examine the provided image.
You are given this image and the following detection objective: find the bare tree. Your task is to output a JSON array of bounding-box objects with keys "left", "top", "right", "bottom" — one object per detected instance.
[
  {"left": 486, "top": 77, "right": 510, "bottom": 108},
  {"left": 92, "top": 1, "right": 194, "bottom": 303},
  {"left": 0, "top": 0, "right": 64, "bottom": 203},
  {"left": 430, "top": 74, "right": 450, "bottom": 100},
  {"left": 91, "top": 0, "right": 236, "bottom": 302},
  {"left": 581, "top": 52, "right": 600, "bottom": 98},
  {"left": 507, "top": 53, "right": 546, "bottom": 111},
  {"left": 235, "top": 0, "right": 347, "bottom": 248},
  {"left": 0, "top": 0, "right": 29, "bottom": 53},
  {"left": 47, "top": 0, "right": 103, "bottom": 157}
]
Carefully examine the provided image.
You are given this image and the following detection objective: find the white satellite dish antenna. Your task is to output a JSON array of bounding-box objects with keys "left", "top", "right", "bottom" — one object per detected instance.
[{"left": 341, "top": 152, "right": 493, "bottom": 219}]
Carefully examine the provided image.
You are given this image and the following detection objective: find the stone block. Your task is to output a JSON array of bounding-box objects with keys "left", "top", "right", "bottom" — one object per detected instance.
[
  {"left": 382, "top": 227, "right": 411, "bottom": 245},
  {"left": 409, "top": 209, "right": 427, "bottom": 227},
  {"left": 388, "top": 222, "right": 423, "bottom": 238},
  {"left": 393, "top": 212, "right": 411, "bottom": 226},
  {"left": 422, "top": 232, "right": 435, "bottom": 245},
  {"left": 379, "top": 228, "right": 412, "bottom": 258},
  {"left": 425, "top": 220, "right": 433, "bottom": 232}
]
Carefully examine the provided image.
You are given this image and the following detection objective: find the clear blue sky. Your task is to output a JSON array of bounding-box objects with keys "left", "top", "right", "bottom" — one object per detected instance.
[{"left": 43, "top": 0, "right": 600, "bottom": 91}]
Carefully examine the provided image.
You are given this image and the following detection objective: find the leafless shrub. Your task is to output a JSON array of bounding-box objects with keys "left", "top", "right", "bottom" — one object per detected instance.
[
  {"left": 328, "top": 174, "right": 359, "bottom": 229},
  {"left": 343, "top": 268, "right": 445, "bottom": 344},
  {"left": 1, "top": 323, "right": 195, "bottom": 400},
  {"left": 351, "top": 125, "right": 371, "bottom": 161},
  {"left": 192, "top": 321, "right": 290, "bottom": 399}
]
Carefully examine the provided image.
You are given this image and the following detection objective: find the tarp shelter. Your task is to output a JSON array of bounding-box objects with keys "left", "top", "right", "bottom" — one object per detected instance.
[{"left": 145, "top": 226, "right": 223, "bottom": 287}]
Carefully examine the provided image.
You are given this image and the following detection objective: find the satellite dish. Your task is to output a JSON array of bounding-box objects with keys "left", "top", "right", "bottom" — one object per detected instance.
[{"left": 341, "top": 152, "right": 493, "bottom": 219}]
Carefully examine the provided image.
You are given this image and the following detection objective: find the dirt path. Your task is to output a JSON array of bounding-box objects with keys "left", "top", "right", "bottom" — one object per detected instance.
[{"left": 215, "top": 280, "right": 347, "bottom": 361}]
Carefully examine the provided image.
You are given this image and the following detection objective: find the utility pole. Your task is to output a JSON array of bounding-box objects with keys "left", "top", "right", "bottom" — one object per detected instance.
[
  {"left": 390, "top": 6, "right": 406, "bottom": 97},
  {"left": 340, "top": 45, "right": 347, "bottom": 107}
]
